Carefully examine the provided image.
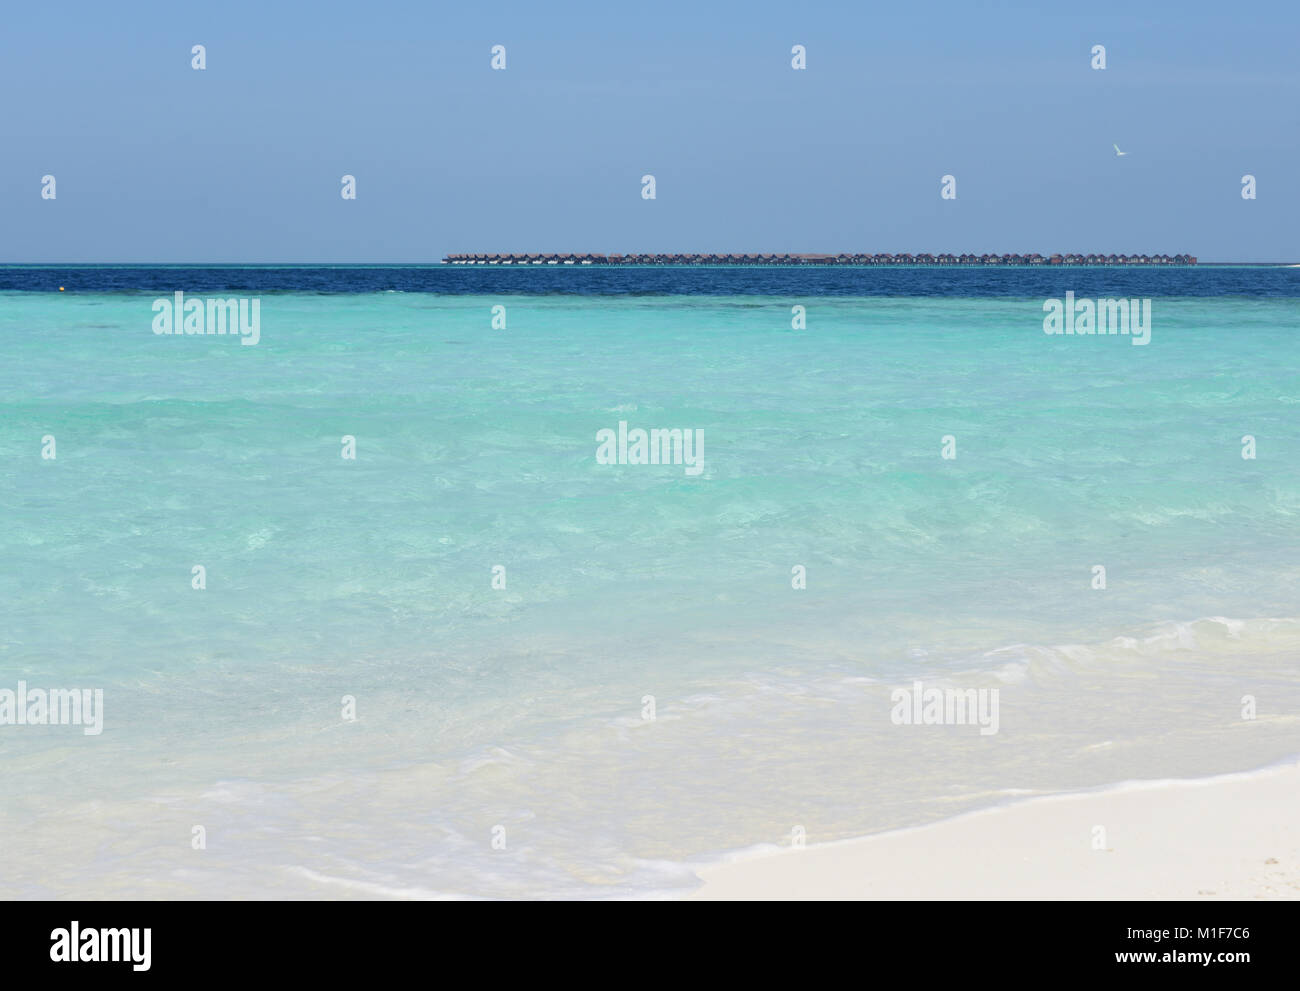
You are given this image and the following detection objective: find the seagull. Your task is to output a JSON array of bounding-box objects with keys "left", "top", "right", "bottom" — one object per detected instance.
[{"left": 1113, "top": 144, "right": 1128, "bottom": 157}]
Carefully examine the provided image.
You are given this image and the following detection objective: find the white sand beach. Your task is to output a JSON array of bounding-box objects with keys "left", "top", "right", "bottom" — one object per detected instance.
[{"left": 692, "top": 761, "right": 1300, "bottom": 900}]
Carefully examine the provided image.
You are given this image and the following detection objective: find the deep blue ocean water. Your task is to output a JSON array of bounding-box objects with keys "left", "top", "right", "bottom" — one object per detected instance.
[{"left": 1, "top": 264, "right": 1297, "bottom": 296}]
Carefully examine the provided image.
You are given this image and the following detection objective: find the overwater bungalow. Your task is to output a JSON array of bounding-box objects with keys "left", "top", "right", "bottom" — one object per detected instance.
[{"left": 443, "top": 251, "right": 1195, "bottom": 266}]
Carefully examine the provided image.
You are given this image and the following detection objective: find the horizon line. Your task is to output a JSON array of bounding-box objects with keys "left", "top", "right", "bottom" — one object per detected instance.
[{"left": 1, "top": 260, "right": 1295, "bottom": 267}]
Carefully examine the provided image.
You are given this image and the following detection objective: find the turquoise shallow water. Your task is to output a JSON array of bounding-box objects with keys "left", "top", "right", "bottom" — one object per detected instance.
[{"left": 2, "top": 289, "right": 1299, "bottom": 897}]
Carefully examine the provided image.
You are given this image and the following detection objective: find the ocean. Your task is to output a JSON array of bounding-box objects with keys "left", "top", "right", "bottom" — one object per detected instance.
[{"left": 2, "top": 266, "right": 1298, "bottom": 898}]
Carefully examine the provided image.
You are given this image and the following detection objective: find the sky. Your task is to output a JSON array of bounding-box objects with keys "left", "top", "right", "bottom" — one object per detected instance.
[{"left": 1, "top": 0, "right": 1296, "bottom": 262}]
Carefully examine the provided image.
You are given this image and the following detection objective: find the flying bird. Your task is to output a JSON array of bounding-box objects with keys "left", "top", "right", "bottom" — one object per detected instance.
[{"left": 1113, "top": 144, "right": 1128, "bottom": 157}]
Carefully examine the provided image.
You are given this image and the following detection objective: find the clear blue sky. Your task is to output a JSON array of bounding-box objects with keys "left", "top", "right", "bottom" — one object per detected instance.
[{"left": 1, "top": 0, "right": 1295, "bottom": 262}]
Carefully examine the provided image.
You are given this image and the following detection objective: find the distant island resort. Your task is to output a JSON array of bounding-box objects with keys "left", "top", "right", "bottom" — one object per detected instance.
[{"left": 443, "top": 252, "right": 1198, "bottom": 266}]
